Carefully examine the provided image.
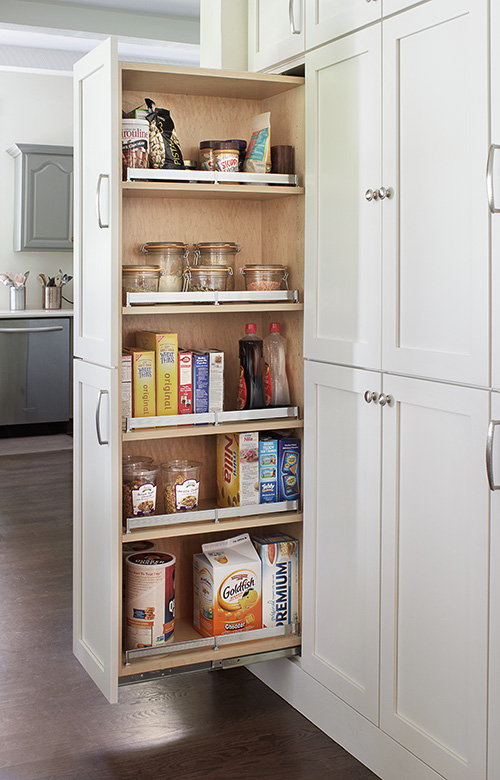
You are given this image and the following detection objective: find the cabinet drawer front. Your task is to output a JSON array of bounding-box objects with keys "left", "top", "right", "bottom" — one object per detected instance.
[{"left": 305, "top": 0, "right": 380, "bottom": 51}]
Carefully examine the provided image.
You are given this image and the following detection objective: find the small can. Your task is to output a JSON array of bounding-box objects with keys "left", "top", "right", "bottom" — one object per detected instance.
[
  {"left": 125, "top": 552, "right": 176, "bottom": 649},
  {"left": 122, "top": 118, "right": 149, "bottom": 179}
]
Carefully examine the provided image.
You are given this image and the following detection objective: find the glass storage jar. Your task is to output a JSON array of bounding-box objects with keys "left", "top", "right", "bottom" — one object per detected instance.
[
  {"left": 161, "top": 460, "right": 202, "bottom": 513},
  {"left": 239, "top": 264, "right": 289, "bottom": 292},
  {"left": 139, "top": 242, "right": 187, "bottom": 292},
  {"left": 193, "top": 242, "right": 241, "bottom": 291},
  {"left": 122, "top": 265, "right": 162, "bottom": 304},
  {"left": 122, "top": 464, "right": 160, "bottom": 519},
  {"left": 183, "top": 265, "right": 233, "bottom": 292}
]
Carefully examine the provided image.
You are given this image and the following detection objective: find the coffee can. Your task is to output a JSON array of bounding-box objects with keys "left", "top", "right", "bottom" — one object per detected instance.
[
  {"left": 122, "top": 118, "right": 149, "bottom": 179},
  {"left": 125, "top": 551, "right": 175, "bottom": 649}
]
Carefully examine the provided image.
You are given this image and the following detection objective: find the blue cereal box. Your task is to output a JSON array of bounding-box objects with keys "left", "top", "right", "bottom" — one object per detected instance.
[
  {"left": 278, "top": 439, "right": 301, "bottom": 502},
  {"left": 193, "top": 351, "right": 209, "bottom": 414},
  {"left": 259, "top": 437, "right": 278, "bottom": 503}
]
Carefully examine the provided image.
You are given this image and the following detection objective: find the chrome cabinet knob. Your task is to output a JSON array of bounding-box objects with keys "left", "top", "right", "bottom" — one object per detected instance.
[
  {"left": 364, "top": 390, "right": 378, "bottom": 403},
  {"left": 378, "top": 393, "right": 394, "bottom": 407},
  {"left": 377, "top": 187, "right": 393, "bottom": 200},
  {"left": 365, "top": 189, "right": 379, "bottom": 202}
]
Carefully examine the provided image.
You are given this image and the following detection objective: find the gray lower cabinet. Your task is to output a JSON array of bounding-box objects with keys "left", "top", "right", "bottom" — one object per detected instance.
[{"left": 7, "top": 144, "right": 73, "bottom": 252}]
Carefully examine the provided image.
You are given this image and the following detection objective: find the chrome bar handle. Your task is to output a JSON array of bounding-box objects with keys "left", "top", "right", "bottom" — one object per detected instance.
[
  {"left": 95, "top": 389, "right": 109, "bottom": 446},
  {"left": 96, "top": 173, "right": 110, "bottom": 229},
  {"left": 487, "top": 420, "right": 500, "bottom": 490},
  {"left": 0, "top": 326, "right": 64, "bottom": 333},
  {"left": 289, "top": 0, "right": 301, "bottom": 34},
  {"left": 487, "top": 145, "right": 500, "bottom": 213}
]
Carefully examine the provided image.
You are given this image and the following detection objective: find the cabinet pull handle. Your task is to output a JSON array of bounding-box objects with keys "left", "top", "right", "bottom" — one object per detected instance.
[
  {"left": 487, "top": 145, "right": 500, "bottom": 213},
  {"left": 364, "top": 390, "right": 378, "bottom": 403},
  {"left": 378, "top": 393, "right": 394, "bottom": 407},
  {"left": 95, "top": 389, "right": 109, "bottom": 446},
  {"left": 289, "top": 0, "right": 301, "bottom": 34},
  {"left": 0, "top": 326, "right": 64, "bottom": 334},
  {"left": 377, "top": 187, "right": 392, "bottom": 200},
  {"left": 365, "top": 189, "right": 379, "bottom": 202},
  {"left": 96, "top": 173, "right": 110, "bottom": 229},
  {"left": 487, "top": 420, "right": 500, "bottom": 490}
]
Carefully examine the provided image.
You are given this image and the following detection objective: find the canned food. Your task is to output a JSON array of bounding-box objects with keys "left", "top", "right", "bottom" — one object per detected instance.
[
  {"left": 183, "top": 265, "right": 233, "bottom": 292},
  {"left": 125, "top": 552, "right": 175, "bottom": 649},
  {"left": 239, "top": 264, "right": 289, "bottom": 292},
  {"left": 122, "top": 265, "right": 162, "bottom": 303},
  {"left": 122, "top": 119, "right": 149, "bottom": 180}
]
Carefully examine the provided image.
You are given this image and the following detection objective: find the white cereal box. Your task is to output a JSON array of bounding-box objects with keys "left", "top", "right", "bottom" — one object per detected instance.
[{"left": 251, "top": 533, "right": 299, "bottom": 628}]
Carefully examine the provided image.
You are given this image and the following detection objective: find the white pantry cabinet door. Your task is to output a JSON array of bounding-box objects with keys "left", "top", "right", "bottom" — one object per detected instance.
[
  {"left": 380, "top": 375, "right": 489, "bottom": 780},
  {"left": 488, "top": 391, "right": 500, "bottom": 780},
  {"left": 305, "top": 0, "right": 380, "bottom": 51},
  {"left": 381, "top": 0, "right": 489, "bottom": 386},
  {"left": 73, "top": 38, "right": 120, "bottom": 369},
  {"left": 304, "top": 27, "right": 382, "bottom": 370},
  {"left": 73, "top": 359, "right": 120, "bottom": 703},
  {"left": 490, "top": 0, "right": 500, "bottom": 392},
  {"left": 383, "top": 0, "right": 432, "bottom": 14},
  {"left": 302, "top": 360, "right": 381, "bottom": 724},
  {"left": 248, "top": 0, "right": 305, "bottom": 71}
]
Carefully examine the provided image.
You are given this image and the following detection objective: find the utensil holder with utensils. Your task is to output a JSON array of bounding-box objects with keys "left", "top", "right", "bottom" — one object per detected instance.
[{"left": 43, "top": 286, "right": 62, "bottom": 310}]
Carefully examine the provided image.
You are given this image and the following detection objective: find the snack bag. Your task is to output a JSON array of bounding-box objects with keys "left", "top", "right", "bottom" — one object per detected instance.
[
  {"left": 145, "top": 98, "right": 185, "bottom": 169},
  {"left": 244, "top": 112, "right": 271, "bottom": 173}
]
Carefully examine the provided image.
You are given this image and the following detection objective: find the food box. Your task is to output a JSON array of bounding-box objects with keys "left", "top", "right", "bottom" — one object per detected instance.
[
  {"left": 125, "top": 348, "right": 156, "bottom": 417},
  {"left": 259, "top": 436, "right": 278, "bottom": 503},
  {"left": 278, "top": 438, "right": 301, "bottom": 502},
  {"left": 252, "top": 533, "right": 299, "bottom": 628},
  {"left": 135, "top": 332, "right": 178, "bottom": 415},
  {"left": 178, "top": 350, "right": 193, "bottom": 414},
  {"left": 121, "top": 352, "right": 132, "bottom": 430},
  {"left": 193, "top": 351, "right": 209, "bottom": 414},
  {"left": 217, "top": 432, "right": 259, "bottom": 507},
  {"left": 193, "top": 533, "right": 262, "bottom": 637},
  {"left": 206, "top": 349, "right": 224, "bottom": 412}
]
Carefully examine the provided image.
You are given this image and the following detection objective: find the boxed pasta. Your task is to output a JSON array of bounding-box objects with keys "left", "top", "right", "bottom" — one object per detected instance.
[
  {"left": 252, "top": 533, "right": 299, "bottom": 628},
  {"left": 193, "top": 533, "right": 262, "bottom": 637},
  {"left": 125, "top": 348, "right": 156, "bottom": 417},
  {"left": 135, "top": 332, "right": 178, "bottom": 415},
  {"left": 217, "top": 432, "right": 259, "bottom": 507}
]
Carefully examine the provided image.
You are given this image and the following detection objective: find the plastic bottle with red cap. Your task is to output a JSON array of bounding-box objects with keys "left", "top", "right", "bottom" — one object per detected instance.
[
  {"left": 236, "top": 323, "right": 265, "bottom": 410},
  {"left": 263, "top": 322, "right": 290, "bottom": 407}
]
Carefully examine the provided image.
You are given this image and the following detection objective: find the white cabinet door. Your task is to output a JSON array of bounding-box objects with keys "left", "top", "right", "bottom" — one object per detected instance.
[
  {"left": 248, "top": 0, "right": 304, "bottom": 72},
  {"left": 488, "top": 391, "right": 500, "bottom": 780},
  {"left": 304, "top": 27, "right": 382, "bottom": 370},
  {"left": 73, "top": 38, "right": 120, "bottom": 369},
  {"left": 380, "top": 375, "right": 489, "bottom": 780},
  {"left": 73, "top": 358, "right": 120, "bottom": 703},
  {"left": 381, "top": 0, "right": 489, "bottom": 386},
  {"left": 302, "top": 360, "right": 381, "bottom": 724},
  {"left": 383, "top": 0, "right": 432, "bottom": 14},
  {"left": 305, "top": 0, "right": 380, "bottom": 51},
  {"left": 490, "top": 0, "right": 500, "bottom": 391}
]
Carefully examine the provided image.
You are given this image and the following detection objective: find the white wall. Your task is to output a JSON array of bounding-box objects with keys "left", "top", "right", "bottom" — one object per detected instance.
[{"left": 0, "top": 70, "right": 73, "bottom": 311}]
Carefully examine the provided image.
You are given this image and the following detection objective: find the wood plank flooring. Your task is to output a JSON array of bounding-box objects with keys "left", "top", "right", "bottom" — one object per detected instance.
[{"left": 0, "top": 448, "right": 380, "bottom": 780}]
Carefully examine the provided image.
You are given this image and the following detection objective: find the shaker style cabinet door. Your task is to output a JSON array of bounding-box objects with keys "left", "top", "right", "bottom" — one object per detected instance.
[
  {"left": 381, "top": 0, "right": 489, "bottom": 386},
  {"left": 305, "top": 0, "right": 381, "bottom": 51},
  {"left": 303, "top": 27, "right": 382, "bottom": 370},
  {"left": 73, "top": 359, "right": 120, "bottom": 703},
  {"left": 490, "top": 0, "right": 500, "bottom": 392},
  {"left": 487, "top": 391, "right": 500, "bottom": 780},
  {"left": 301, "top": 360, "right": 382, "bottom": 724},
  {"left": 380, "top": 375, "right": 489, "bottom": 780},
  {"left": 73, "top": 37, "right": 121, "bottom": 369},
  {"left": 248, "top": 0, "right": 304, "bottom": 72}
]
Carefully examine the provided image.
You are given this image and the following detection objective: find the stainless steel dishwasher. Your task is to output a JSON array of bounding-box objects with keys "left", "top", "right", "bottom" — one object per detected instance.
[{"left": 0, "top": 317, "right": 71, "bottom": 426}]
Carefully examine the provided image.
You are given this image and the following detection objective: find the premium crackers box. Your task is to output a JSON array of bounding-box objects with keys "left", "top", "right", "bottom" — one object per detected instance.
[
  {"left": 259, "top": 436, "right": 278, "bottom": 503},
  {"left": 178, "top": 350, "right": 193, "bottom": 414},
  {"left": 121, "top": 352, "right": 132, "bottom": 430},
  {"left": 217, "top": 432, "right": 259, "bottom": 507},
  {"left": 193, "top": 533, "right": 262, "bottom": 637},
  {"left": 193, "top": 351, "right": 209, "bottom": 414},
  {"left": 124, "top": 348, "right": 156, "bottom": 417},
  {"left": 252, "top": 533, "right": 299, "bottom": 628},
  {"left": 278, "top": 438, "right": 301, "bottom": 502},
  {"left": 135, "top": 332, "right": 178, "bottom": 416}
]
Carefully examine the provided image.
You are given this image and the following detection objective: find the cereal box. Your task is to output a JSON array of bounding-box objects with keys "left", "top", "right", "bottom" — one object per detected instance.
[
  {"left": 278, "top": 438, "right": 301, "bottom": 502},
  {"left": 135, "top": 332, "right": 178, "bottom": 416},
  {"left": 193, "top": 351, "right": 209, "bottom": 414},
  {"left": 121, "top": 352, "right": 132, "bottom": 430},
  {"left": 178, "top": 350, "right": 193, "bottom": 414},
  {"left": 259, "top": 436, "right": 278, "bottom": 503},
  {"left": 125, "top": 348, "right": 156, "bottom": 417},
  {"left": 206, "top": 349, "right": 224, "bottom": 412},
  {"left": 217, "top": 432, "right": 259, "bottom": 507},
  {"left": 193, "top": 533, "right": 262, "bottom": 637},
  {"left": 252, "top": 533, "right": 299, "bottom": 628}
]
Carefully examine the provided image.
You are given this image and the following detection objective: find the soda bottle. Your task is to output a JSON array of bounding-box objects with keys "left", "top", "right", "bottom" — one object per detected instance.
[
  {"left": 263, "top": 322, "right": 290, "bottom": 407},
  {"left": 236, "top": 323, "right": 265, "bottom": 410}
]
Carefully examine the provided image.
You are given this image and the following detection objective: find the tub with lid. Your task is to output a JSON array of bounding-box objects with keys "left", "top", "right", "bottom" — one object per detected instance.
[
  {"left": 239, "top": 264, "right": 289, "bottom": 292},
  {"left": 193, "top": 242, "right": 241, "bottom": 291},
  {"left": 140, "top": 242, "right": 188, "bottom": 292},
  {"left": 183, "top": 265, "right": 233, "bottom": 292},
  {"left": 122, "top": 265, "right": 162, "bottom": 303}
]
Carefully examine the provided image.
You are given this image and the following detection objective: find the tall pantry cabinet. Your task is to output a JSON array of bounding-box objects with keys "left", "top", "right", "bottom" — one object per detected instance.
[
  {"left": 248, "top": 2, "right": 499, "bottom": 780},
  {"left": 73, "top": 39, "right": 305, "bottom": 704}
]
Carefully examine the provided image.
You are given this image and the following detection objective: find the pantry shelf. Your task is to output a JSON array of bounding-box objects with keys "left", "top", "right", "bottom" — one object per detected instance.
[
  {"left": 122, "top": 301, "right": 304, "bottom": 315},
  {"left": 125, "top": 405, "right": 300, "bottom": 433},
  {"left": 122, "top": 181, "right": 304, "bottom": 200},
  {"left": 123, "top": 290, "right": 301, "bottom": 308},
  {"left": 122, "top": 417, "right": 303, "bottom": 442},
  {"left": 121, "top": 509, "right": 303, "bottom": 542}
]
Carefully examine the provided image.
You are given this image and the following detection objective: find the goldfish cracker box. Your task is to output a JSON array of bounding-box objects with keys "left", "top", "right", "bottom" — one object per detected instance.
[
  {"left": 216, "top": 432, "right": 259, "bottom": 507},
  {"left": 135, "top": 332, "right": 178, "bottom": 415},
  {"left": 252, "top": 533, "right": 299, "bottom": 628},
  {"left": 193, "top": 533, "right": 262, "bottom": 637}
]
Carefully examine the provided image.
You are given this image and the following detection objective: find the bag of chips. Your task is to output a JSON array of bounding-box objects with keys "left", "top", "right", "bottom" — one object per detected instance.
[{"left": 145, "top": 98, "right": 185, "bottom": 170}]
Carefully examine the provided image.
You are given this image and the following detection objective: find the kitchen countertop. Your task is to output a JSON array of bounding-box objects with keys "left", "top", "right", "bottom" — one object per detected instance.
[{"left": 0, "top": 309, "right": 73, "bottom": 318}]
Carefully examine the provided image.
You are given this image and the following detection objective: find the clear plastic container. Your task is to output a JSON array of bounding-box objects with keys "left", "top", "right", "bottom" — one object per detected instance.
[
  {"left": 183, "top": 265, "right": 233, "bottom": 292},
  {"left": 122, "top": 454, "right": 153, "bottom": 468},
  {"left": 139, "top": 242, "right": 188, "bottom": 292},
  {"left": 263, "top": 322, "right": 291, "bottom": 407},
  {"left": 122, "top": 464, "right": 160, "bottom": 519},
  {"left": 193, "top": 243, "right": 240, "bottom": 291},
  {"left": 122, "top": 265, "right": 162, "bottom": 303},
  {"left": 239, "top": 264, "right": 289, "bottom": 293},
  {"left": 161, "top": 460, "right": 202, "bottom": 513}
]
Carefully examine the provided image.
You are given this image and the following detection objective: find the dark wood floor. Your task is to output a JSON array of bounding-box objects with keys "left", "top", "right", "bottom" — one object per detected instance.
[{"left": 0, "top": 448, "right": 380, "bottom": 780}]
